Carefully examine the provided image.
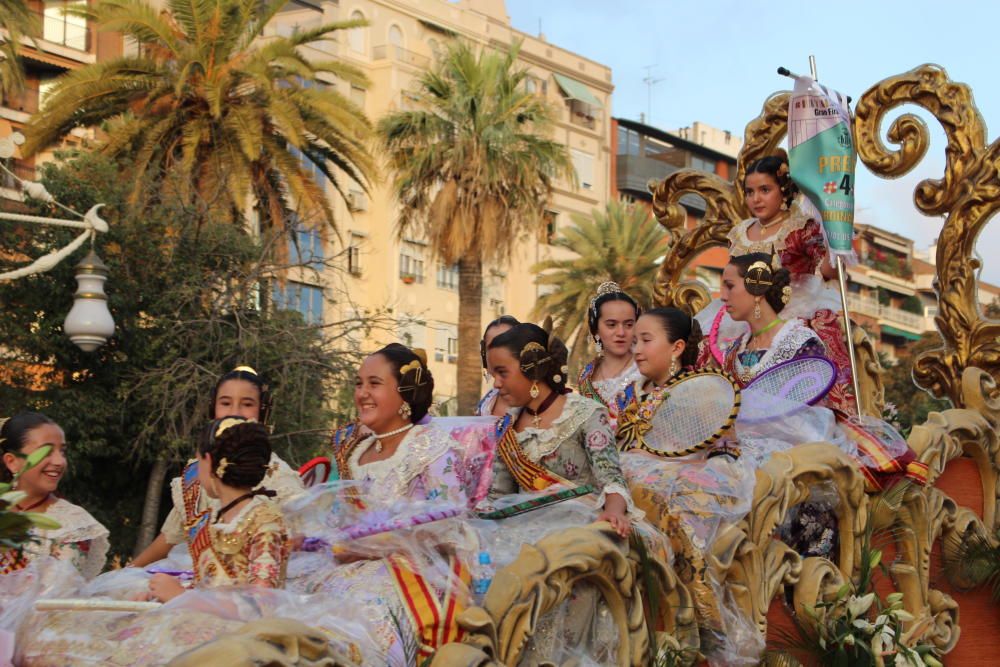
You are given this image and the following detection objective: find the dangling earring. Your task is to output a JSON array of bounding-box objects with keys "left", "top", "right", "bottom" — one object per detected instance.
[
  {"left": 594, "top": 335, "right": 603, "bottom": 356},
  {"left": 669, "top": 357, "right": 678, "bottom": 377},
  {"left": 529, "top": 382, "right": 540, "bottom": 400},
  {"left": 398, "top": 402, "right": 412, "bottom": 420},
  {"left": 753, "top": 299, "right": 762, "bottom": 320}
]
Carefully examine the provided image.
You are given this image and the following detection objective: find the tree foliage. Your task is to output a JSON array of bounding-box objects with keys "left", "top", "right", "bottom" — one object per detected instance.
[
  {"left": 0, "top": 152, "right": 381, "bottom": 559},
  {"left": 23, "top": 0, "right": 374, "bottom": 230},
  {"left": 880, "top": 333, "right": 951, "bottom": 436},
  {"left": 0, "top": 0, "right": 37, "bottom": 94},
  {"left": 377, "top": 39, "right": 573, "bottom": 413}
]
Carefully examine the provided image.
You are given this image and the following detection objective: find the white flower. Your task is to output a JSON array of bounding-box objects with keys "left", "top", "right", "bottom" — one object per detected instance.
[{"left": 847, "top": 592, "right": 876, "bottom": 618}]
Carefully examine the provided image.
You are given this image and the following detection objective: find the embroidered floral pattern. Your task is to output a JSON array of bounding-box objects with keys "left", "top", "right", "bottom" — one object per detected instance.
[{"left": 0, "top": 498, "right": 109, "bottom": 579}]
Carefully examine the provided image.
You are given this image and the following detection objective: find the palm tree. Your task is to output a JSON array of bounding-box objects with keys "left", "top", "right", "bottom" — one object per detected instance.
[
  {"left": 22, "top": 0, "right": 374, "bottom": 229},
  {"left": 0, "top": 0, "right": 37, "bottom": 94},
  {"left": 531, "top": 200, "right": 667, "bottom": 370},
  {"left": 378, "top": 40, "right": 574, "bottom": 414}
]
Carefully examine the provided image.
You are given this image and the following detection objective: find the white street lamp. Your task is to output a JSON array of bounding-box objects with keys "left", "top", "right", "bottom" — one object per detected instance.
[
  {"left": 2, "top": 128, "right": 114, "bottom": 351},
  {"left": 63, "top": 250, "right": 115, "bottom": 352}
]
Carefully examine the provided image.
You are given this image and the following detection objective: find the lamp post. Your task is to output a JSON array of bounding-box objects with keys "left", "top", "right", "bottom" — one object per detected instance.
[{"left": 1, "top": 129, "right": 114, "bottom": 351}]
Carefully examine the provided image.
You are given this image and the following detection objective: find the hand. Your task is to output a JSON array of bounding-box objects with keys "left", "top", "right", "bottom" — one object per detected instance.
[
  {"left": 596, "top": 508, "right": 632, "bottom": 538},
  {"left": 147, "top": 573, "right": 184, "bottom": 603}
]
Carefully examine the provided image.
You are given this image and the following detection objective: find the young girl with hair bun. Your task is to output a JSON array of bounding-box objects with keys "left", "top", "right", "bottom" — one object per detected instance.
[{"left": 132, "top": 366, "right": 304, "bottom": 568}]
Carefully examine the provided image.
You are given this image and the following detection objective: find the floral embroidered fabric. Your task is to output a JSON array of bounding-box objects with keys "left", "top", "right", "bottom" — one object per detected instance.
[
  {"left": 0, "top": 498, "right": 109, "bottom": 580},
  {"left": 195, "top": 496, "right": 289, "bottom": 588}
]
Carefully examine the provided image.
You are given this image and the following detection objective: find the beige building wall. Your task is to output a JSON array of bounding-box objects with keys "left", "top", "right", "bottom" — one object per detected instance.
[{"left": 270, "top": 0, "right": 612, "bottom": 405}]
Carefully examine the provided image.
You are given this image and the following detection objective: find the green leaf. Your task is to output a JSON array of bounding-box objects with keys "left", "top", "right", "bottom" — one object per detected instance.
[{"left": 23, "top": 444, "right": 53, "bottom": 469}]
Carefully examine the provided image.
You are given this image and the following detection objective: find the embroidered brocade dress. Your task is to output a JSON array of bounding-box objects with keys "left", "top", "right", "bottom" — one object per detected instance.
[
  {"left": 159, "top": 452, "right": 304, "bottom": 548},
  {"left": 14, "top": 499, "right": 290, "bottom": 667},
  {"left": 294, "top": 422, "right": 471, "bottom": 666},
  {"left": 695, "top": 194, "right": 855, "bottom": 414},
  {"left": 0, "top": 498, "right": 109, "bottom": 580},
  {"left": 577, "top": 357, "right": 644, "bottom": 429}
]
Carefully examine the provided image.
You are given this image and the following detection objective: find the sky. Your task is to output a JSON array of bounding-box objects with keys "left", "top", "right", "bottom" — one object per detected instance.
[{"left": 506, "top": 0, "right": 1000, "bottom": 283}]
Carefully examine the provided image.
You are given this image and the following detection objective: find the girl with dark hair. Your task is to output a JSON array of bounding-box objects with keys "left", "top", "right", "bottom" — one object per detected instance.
[
  {"left": 0, "top": 413, "right": 109, "bottom": 579},
  {"left": 695, "top": 151, "right": 855, "bottom": 414},
  {"left": 577, "top": 282, "right": 642, "bottom": 426},
  {"left": 132, "top": 366, "right": 303, "bottom": 568},
  {"left": 475, "top": 315, "right": 520, "bottom": 417},
  {"left": 145, "top": 417, "right": 288, "bottom": 602},
  {"left": 486, "top": 323, "right": 636, "bottom": 537}
]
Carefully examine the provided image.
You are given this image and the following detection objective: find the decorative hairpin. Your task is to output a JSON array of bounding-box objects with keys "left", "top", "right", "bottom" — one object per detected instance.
[
  {"left": 781, "top": 286, "right": 792, "bottom": 304},
  {"left": 397, "top": 359, "right": 428, "bottom": 393},
  {"left": 743, "top": 260, "right": 775, "bottom": 296},
  {"left": 232, "top": 365, "right": 258, "bottom": 376},
  {"left": 215, "top": 457, "right": 231, "bottom": 478},
  {"left": 215, "top": 416, "right": 252, "bottom": 439},
  {"left": 519, "top": 341, "right": 552, "bottom": 372}
]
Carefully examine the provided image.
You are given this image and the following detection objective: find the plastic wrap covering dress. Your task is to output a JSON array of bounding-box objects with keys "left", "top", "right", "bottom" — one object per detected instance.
[
  {"left": 0, "top": 498, "right": 108, "bottom": 581},
  {"left": 283, "top": 418, "right": 491, "bottom": 666},
  {"left": 14, "top": 496, "right": 293, "bottom": 666}
]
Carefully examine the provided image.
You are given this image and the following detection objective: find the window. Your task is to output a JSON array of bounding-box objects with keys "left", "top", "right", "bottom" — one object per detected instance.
[
  {"left": 388, "top": 25, "right": 404, "bottom": 47},
  {"left": 347, "top": 233, "right": 363, "bottom": 275},
  {"left": 44, "top": 1, "right": 88, "bottom": 50},
  {"left": 399, "top": 241, "right": 425, "bottom": 284},
  {"left": 690, "top": 155, "right": 716, "bottom": 173},
  {"left": 571, "top": 149, "right": 594, "bottom": 189},
  {"left": 288, "top": 145, "right": 326, "bottom": 191},
  {"left": 447, "top": 336, "right": 458, "bottom": 356},
  {"left": 350, "top": 85, "right": 366, "bottom": 108},
  {"left": 436, "top": 262, "right": 459, "bottom": 290},
  {"left": 427, "top": 38, "right": 440, "bottom": 59},
  {"left": 538, "top": 210, "right": 558, "bottom": 244},
  {"left": 272, "top": 281, "right": 324, "bottom": 325},
  {"left": 525, "top": 77, "right": 537, "bottom": 94},
  {"left": 348, "top": 11, "right": 365, "bottom": 53},
  {"left": 288, "top": 222, "right": 324, "bottom": 269}
]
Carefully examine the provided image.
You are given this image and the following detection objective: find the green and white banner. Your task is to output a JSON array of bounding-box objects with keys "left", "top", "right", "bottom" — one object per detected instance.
[{"left": 787, "top": 76, "right": 856, "bottom": 259}]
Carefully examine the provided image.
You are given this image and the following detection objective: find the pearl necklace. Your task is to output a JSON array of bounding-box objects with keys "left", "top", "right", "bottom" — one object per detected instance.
[{"left": 373, "top": 423, "right": 414, "bottom": 453}]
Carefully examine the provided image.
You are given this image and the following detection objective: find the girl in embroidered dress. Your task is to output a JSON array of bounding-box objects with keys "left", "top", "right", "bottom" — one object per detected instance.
[
  {"left": 0, "top": 413, "right": 109, "bottom": 580},
  {"left": 13, "top": 417, "right": 292, "bottom": 667},
  {"left": 132, "top": 366, "right": 303, "bottom": 568},
  {"left": 486, "top": 323, "right": 635, "bottom": 535},
  {"left": 614, "top": 309, "right": 756, "bottom": 653},
  {"left": 696, "top": 153, "right": 856, "bottom": 414},
  {"left": 302, "top": 344, "right": 474, "bottom": 665},
  {"left": 474, "top": 315, "right": 520, "bottom": 417},
  {"left": 577, "top": 282, "right": 643, "bottom": 427}
]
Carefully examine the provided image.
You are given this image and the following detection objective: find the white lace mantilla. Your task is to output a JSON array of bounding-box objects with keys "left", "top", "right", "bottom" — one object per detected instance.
[
  {"left": 513, "top": 393, "right": 600, "bottom": 462},
  {"left": 349, "top": 424, "right": 452, "bottom": 502},
  {"left": 25, "top": 498, "right": 110, "bottom": 580},
  {"left": 731, "top": 319, "right": 820, "bottom": 382}
]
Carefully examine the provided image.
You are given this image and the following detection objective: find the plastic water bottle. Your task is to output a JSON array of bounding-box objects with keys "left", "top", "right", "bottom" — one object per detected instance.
[{"left": 471, "top": 551, "right": 494, "bottom": 603}]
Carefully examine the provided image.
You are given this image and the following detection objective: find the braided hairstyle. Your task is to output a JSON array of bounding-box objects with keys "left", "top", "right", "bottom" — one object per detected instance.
[
  {"left": 210, "top": 366, "right": 272, "bottom": 425},
  {"left": 488, "top": 323, "right": 570, "bottom": 393},
  {"left": 745, "top": 151, "right": 799, "bottom": 210},
  {"left": 198, "top": 417, "right": 273, "bottom": 489},
  {"left": 480, "top": 315, "right": 520, "bottom": 369},
  {"left": 641, "top": 308, "right": 704, "bottom": 370},
  {"left": 375, "top": 343, "right": 434, "bottom": 423},
  {"left": 729, "top": 252, "right": 793, "bottom": 314},
  {"left": 0, "top": 412, "right": 58, "bottom": 483}
]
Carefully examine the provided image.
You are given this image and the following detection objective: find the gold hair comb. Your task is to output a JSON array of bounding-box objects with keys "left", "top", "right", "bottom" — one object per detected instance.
[
  {"left": 397, "top": 359, "right": 428, "bottom": 393},
  {"left": 232, "top": 366, "right": 258, "bottom": 375},
  {"left": 215, "top": 457, "right": 231, "bottom": 478}
]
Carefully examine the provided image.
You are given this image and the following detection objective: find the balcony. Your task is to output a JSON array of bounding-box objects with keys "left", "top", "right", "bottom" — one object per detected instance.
[
  {"left": 616, "top": 154, "right": 704, "bottom": 211},
  {"left": 372, "top": 45, "right": 429, "bottom": 69},
  {"left": 846, "top": 294, "right": 931, "bottom": 333}
]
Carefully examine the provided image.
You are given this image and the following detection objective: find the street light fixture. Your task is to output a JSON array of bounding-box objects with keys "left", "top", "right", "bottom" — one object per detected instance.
[
  {"left": 63, "top": 250, "right": 115, "bottom": 352},
  {"left": 1, "top": 128, "right": 114, "bottom": 351}
]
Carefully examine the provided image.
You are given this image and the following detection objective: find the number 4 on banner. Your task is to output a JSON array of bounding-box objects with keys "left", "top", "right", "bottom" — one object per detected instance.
[{"left": 840, "top": 174, "right": 853, "bottom": 195}]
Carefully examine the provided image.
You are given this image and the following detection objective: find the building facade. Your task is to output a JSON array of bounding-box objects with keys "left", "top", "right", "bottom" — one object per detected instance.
[
  {"left": 269, "top": 0, "right": 613, "bottom": 404},
  {"left": 1, "top": 0, "right": 121, "bottom": 200}
]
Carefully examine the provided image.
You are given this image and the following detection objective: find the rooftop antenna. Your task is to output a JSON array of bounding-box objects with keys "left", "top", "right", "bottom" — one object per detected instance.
[{"left": 642, "top": 65, "right": 663, "bottom": 125}]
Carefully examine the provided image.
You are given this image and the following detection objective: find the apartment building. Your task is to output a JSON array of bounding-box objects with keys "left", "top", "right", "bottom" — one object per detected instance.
[{"left": 268, "top": 0, "right": 613, "bottom": 404}]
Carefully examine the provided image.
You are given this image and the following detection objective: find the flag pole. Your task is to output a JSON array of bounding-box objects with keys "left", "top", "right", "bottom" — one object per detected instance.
[{"left": 779, "top": 59, "right": 864, "bottom": 418}]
